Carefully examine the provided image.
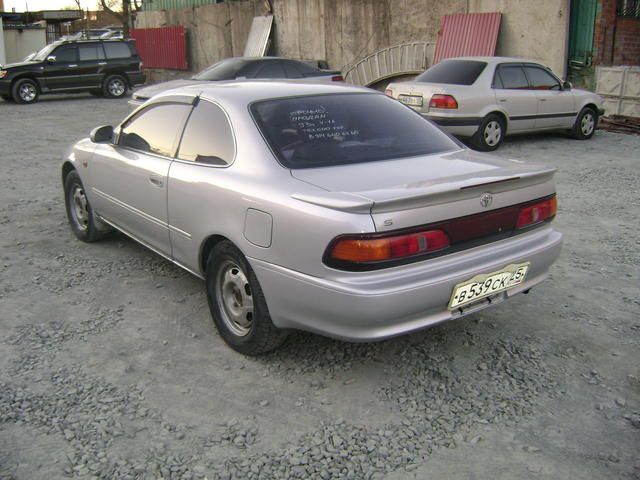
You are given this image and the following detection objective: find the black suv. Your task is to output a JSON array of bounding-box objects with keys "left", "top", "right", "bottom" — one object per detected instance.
[{"left": 0, "top": 39, "right": 145, "bottom": 104}]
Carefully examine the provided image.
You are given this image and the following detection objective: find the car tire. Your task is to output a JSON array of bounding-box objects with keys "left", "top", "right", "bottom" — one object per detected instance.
[
  {"left": 11, "top": 78, "right": 39, "bottom": 104},
  {"left": 64, "top": 169, "right": 111, "bottom": 242},
  {"left": 103, "top": 74, "right": 128, "bottom": 98},
  {"left": 571, "top": 107, "right": 597, "bottom": 140},
  {"left": 206, "top": 241, "right": 288, "bottom": 355},
  {"left": 2, "top": 94, "right": 14, "bottom": 102},
  {"left": 472, "top": 113, "right": 505, "bottom": 151}
]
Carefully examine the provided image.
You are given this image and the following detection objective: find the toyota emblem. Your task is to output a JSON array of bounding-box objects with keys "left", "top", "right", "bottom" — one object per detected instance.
[{"left": 480, "top": 192, "right": 493, "bottom": 208}]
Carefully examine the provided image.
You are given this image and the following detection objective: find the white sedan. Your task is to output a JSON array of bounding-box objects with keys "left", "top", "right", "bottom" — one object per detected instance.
[{"left": 386, "top": 56, "right": 604, "bottom": 151}]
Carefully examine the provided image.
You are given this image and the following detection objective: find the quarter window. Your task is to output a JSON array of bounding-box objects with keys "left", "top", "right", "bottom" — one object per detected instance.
[
  {"left": 104, "top": 42, "right": 131, "bottom": 59},
  {"left": 79, "top": 44, "right": 105, "bottom": 61},
  {"left": 119, "top": 103, "right": 191, "bottom": 157},
  {"left": 177, "top": 100, "right": 235, "bottom": 165},
  {"left": 523, "top": 66, "right": 560, "bottom": 90},
  {"left": 495, "top": 66, "right": 529, "bottom": 89}
]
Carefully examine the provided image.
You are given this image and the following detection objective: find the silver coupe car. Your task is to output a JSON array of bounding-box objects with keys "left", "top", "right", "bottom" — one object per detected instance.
[
  {"left": 62, "top": 82, "right": 563, "bottom": 355},
  {"left": 386, "top": 56, "right": 604, "bottom": 151}
]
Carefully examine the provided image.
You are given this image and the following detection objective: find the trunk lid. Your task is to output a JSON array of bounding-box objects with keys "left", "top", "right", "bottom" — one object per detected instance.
[
  {"left": 387, "top": 81, "right": 469, "bottom": 114},
  {"left": 291, "top": 149, "right": 556, "bottom": 232}
]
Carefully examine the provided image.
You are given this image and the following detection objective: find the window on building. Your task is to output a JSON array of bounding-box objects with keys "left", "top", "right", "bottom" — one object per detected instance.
[{"left": 618, "top": 0, "right": 640, "bottom": 18}]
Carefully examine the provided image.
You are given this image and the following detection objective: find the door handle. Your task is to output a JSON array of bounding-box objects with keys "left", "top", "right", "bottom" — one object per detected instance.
[
  {"left": 149, "top": 175, "right": 164, "bottom": 187},
  {"left": 98, "top": 62, "right": 107, "bottom": 66},
  {"left": 68, "top": 64, "right": 78, "bottom": 68},
  {"left": 539, "top": 98, "right": 547, "bottom": 101},
  {"left": 499, "top": 98, "right": 507, "bottom": 102}
]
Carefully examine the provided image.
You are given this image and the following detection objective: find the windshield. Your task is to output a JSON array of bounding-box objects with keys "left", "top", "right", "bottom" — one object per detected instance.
[
  {"left": 416, "top": 60, "right": 487, "bottom": 85},
  {"left": 193, "top": 58, "right": 251, "bottom": 81},
  {"left": 251, "top": 93, "right": 459, "bottom": 169},
  {"left": 33, "top": 43, "right": 59, "bottom": 62}
]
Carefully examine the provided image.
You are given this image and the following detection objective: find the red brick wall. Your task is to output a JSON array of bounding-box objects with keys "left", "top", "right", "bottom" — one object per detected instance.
[{"left": 594, "top": 0, "right": 640, "bottom": 66}]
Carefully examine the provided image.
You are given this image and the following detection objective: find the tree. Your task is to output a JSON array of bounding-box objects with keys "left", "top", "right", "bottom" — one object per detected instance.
[{"left": 99, "top": 0, "right": 143, "bottom": 37}]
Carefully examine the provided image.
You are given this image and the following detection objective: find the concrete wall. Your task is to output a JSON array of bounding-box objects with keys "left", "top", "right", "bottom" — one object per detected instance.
[
  {"left": 2, "top": 28, "right": 46, "bottom": 64},
  {"left": 136, "top": 0, "right": 570, "bottom": 81},
  {"left": 0, "top": 19, "right": 5, "bottom": 66},
  {"left": 469, "top": 0, "right": 570, "bottom": 77}
]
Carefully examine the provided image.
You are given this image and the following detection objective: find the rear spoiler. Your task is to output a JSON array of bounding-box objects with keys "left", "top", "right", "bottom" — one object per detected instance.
[{"left": 292, "top": 167, "right": 556, "bottom": 213}]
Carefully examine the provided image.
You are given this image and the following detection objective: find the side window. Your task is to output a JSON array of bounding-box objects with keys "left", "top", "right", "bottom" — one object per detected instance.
[
  {"left": 119, "top": 103, "right": 192, "bottom": 157},
  {"left": 281, "top": 60, "right": 303, "bottom": 79},
  {"left": 78, "top": 44, "right": 105, "bottom": 61},
  {"left": 177, "top": 100, "right": 235, "bottom": 165},
  {"left": 523, "top": 66, "right": 560, "bottom": 90},
  {"left": 496, "top": 65, "right": 529, "bottom": 89},
  {"left": 104, "top": 42, "right": 132, "bottom": 59},
  {"left": 53, "top": 46, "right": 77, "bottom": 63},
  {"left": 254, "top": 61, "right": 287, "bottom": 79}
]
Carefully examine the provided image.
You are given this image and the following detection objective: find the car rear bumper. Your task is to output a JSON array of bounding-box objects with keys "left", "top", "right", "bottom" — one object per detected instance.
[
  {"left": 423, "top": 113, "right": 481, "bottom": 137},
  {"left": 250, "top": 225, "right": 562, "bottom": 342}
]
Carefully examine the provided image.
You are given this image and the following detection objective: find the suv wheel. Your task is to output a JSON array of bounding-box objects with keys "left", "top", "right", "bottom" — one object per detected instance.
[
  {"left": 12, "top": 78, "right": 39, "bottom": 104},
  {"left": 104, "top": 75, "right": 128, "bottom": 98}
]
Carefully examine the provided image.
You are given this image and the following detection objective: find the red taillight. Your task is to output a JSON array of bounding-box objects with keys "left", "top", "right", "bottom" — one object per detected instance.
[
  {"left": 331, "top": 75, "right": 344, "bottom": 82},
  {"left": 516, "top": 196, "right": 557, "bottom": 229},
  {"left": 385, "top": 88, "right": 393, "bottom": 97},
  {"left": 329, "top": 229, "right": 450, "bottom": 264},
  {"left": 429, "top": 94, "right": 458, "bottom": 109}
]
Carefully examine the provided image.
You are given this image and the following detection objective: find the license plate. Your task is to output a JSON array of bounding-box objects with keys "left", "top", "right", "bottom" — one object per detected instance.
[
  {"left": 398, "top": 95, "right": 423, "bottom": 107},
  {"left": 448, "top": 263, "right": 529, "bottom": 310}
]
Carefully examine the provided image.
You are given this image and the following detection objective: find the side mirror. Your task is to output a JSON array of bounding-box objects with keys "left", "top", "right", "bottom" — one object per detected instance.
[
  {"left": 90, "top": 125, "right": 114, "bottom": 143},
  {"left": 562, "top": 81, "right": 572, "bottom": 90},
  {"left": 46, "top": 55, "right": 56, "bottom": 63}
]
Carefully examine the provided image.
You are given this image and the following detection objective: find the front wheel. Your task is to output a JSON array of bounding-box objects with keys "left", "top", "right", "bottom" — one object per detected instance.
[
  {"left": 103, "top": 74, "right": 128, "bottom": 98},
  {"left": 63, "top": 170, "right": 111, "bottom": 242},
  {"left": 206, "top": 241, "right": 288, "bottom": 355},
  {"left": 571, "top": 107, "right": 597, "bottom": 140},
  {"left": 472, "top": 114, "right": 505, "bottom": 151},
  {"left": 12, "top": 78, "right": 39, "bottom": 104}
]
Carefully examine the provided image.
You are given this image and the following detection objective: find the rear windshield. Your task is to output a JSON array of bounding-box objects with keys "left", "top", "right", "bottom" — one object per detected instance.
[
  {"left": 251, "top": 93, "right": 459, "bottom": 169},
  {"left": 193, "top": 58, "right": 250, "bottom": 81},
  {"left": 415, "top": 60, "right": 487, "bottom": 85}
]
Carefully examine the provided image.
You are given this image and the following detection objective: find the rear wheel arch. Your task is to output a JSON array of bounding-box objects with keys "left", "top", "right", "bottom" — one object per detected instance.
[
  {"left": 200, "top": 234, "right": 234, "bottom": 277},
  {"left": 487, "top": 110, "right": 508, "bottom": 132}
]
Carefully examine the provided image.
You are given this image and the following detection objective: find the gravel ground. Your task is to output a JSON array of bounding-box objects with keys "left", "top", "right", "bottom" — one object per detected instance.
[{"left": 0, "top": 93, "right": 638, "bottom": 480}]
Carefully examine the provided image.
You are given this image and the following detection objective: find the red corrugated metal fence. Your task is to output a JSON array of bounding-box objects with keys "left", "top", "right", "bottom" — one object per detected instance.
[
  {"left": 130, "top": 26, "right": 188, "bottom": 70},
  {"left": 433, "top": 12, "right": 502, "bottom": 64}
]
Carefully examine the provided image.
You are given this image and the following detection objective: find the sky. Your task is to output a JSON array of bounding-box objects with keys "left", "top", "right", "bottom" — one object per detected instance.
[{"left": 4, "top": 0, "right": 99, "bottom": 12}]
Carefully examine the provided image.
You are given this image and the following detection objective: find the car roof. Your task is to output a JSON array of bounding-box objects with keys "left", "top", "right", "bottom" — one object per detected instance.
[
  {"left": 441, "top": 56, "right": 546, "bottom": 66},
  {"left": 154, "top": 81, "right": 373, "bottom": 106}
]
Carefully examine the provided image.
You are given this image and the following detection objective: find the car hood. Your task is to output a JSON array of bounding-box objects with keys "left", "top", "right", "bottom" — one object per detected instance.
[
  {"left": 133, "top": 79, "right": 205, "bottom": 99},
  {"left": 1, "top": 60, "right": 39, "bottom": 69}
]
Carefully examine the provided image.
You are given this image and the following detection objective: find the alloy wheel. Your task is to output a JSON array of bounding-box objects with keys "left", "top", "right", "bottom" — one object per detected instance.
[
  {"left": 108, "top": 78, "right": 126, "bottom": 97},
  {"left": 19, "top": 83, "right": 37, "bottom": 102}
]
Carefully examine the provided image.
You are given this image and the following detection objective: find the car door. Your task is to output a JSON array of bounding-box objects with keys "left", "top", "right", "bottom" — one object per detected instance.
[
  {"left": 493, "top": 64, "right": 537, "bottom": 132},
  {"left": 42, "top": 44, "right": 80, "bottom": 90},
  {"left": 523, "top": 64, "right": 577, "bottom": 129},
  {"left": 90, "top": 99, "right": 193, "bottom": 256},
  {"left": 76, "top": 43, "right": 106, "bottom": 88},
  {"left": 168, "top": 99, "right": 236, "bottom": 271}
]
